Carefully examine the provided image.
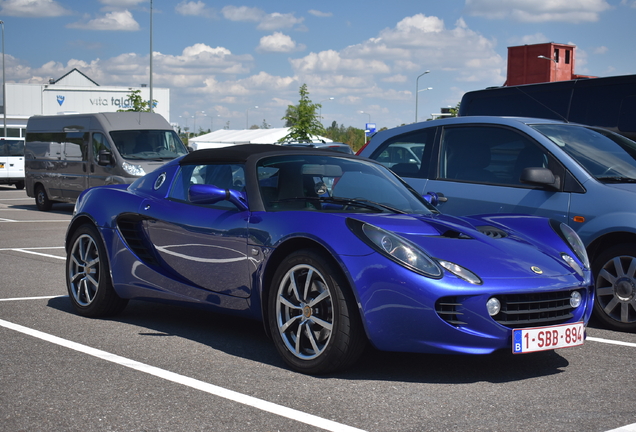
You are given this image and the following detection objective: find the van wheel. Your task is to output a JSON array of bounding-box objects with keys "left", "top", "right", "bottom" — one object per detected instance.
[
  {"left": 15, "top": 181, "right": 24, "bottom": 190},
  {"left": 592, "top": 244, "right": 636, "bottom": 332},
  {"left": 35, "top": 185, "right": 52, "bottom": 211}
]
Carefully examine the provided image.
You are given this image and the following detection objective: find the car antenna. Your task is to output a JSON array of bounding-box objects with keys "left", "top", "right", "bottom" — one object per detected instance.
[{"left": 512, "top": 86, "right": 570, "bottom": 123}]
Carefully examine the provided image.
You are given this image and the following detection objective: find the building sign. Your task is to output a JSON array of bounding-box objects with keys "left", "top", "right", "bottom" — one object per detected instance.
[{"left": 40, "top": 87, "right": 170, "bottom": 120}]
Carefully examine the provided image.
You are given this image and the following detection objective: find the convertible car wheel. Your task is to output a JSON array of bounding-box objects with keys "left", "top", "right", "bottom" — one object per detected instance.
[
  {"left": 66, "top": 224, "right": 128, "bottom": 317},
  {"left": 593, "top": 244, "right": 636, "bottom": 332},
  {"left": 268, "top": 250, "right": 366, "bottom": 374}
]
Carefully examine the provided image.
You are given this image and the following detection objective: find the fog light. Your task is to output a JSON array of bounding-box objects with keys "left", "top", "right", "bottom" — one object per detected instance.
[
  {"left": 570, "top": 291, "right": 582, "bottom": 308},
  {"left": 486, "top": 297, "right": 501, "bottom": 316}
]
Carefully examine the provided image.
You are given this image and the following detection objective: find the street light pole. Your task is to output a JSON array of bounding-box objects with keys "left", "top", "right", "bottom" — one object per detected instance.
[
  {"left": 1, "top": 21, "right": 6, "bottom": 137},
  {"left": 246, "top": 105, "right": 258, "bottom": 129},
  {"left": 149, "top": 0, "right": 153, "bottom": 112},
  {"left": 359, "top": 111, "right": 371, "bottom": 144},
  {"left": 415, "top": 70, "right": 430, "bottom": 123},
  {"left": 537, "top": 55, "right": 557, "bottom": 82},
  {"left": 319, "top": 97, "right": 334, "bottom": 125}
]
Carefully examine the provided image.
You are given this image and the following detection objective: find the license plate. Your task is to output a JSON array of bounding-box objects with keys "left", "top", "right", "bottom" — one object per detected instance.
[{"left": 512, "top": 322, "right": 584, "bottom": 353}]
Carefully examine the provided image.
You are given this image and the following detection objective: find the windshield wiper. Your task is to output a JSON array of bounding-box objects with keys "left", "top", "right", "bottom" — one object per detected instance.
[{"left": 597, "top": 176, "right": 636, "bottom": 183}]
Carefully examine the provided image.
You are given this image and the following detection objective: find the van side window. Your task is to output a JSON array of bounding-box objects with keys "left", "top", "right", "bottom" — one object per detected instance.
[
  {"left": 368, "top": 127, "right": 436, "bottom": 179},
  {"left": 92, "top": 133, "right": 111, "bottom": 163},
  {"left": 170, "top": 164, "right": 245, "bottom": 210},
  {"left": 63, "top": 132, "right": 88, "bottom": 161},
  {"left": 439, "top": 126, "right": 549, "bottom": 187}
]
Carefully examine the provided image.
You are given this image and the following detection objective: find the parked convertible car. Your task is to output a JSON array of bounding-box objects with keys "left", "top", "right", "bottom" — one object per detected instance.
[{"left": 66, "top": 144, "right": 593, "bottom": 374}]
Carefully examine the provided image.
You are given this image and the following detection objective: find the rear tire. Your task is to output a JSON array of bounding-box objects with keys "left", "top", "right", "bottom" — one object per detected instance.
[
  {"left": 66, "top": 224, "right": 128, "bottom": 317},
  {"left": 268, "top": 249, "right": 366, "bottom": 374},
  {"left": 35, "top": 185, "right": 52, "bottom": 211},
  {"left": 15, "top": 181, "right": 24, "bottom": 190}
]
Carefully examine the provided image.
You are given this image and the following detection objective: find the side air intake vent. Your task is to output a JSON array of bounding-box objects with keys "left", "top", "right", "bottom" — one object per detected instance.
[
  {"left": 476, "top": 225, "right": 508, "bottom": 239},
  {"left": 117, "top": 218, "right": 159, "bottom": 267}
]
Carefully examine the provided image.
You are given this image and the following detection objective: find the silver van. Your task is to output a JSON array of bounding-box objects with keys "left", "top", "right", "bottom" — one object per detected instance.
[{"left": 25, "top": 112, "right": 188, "bottom": 211}]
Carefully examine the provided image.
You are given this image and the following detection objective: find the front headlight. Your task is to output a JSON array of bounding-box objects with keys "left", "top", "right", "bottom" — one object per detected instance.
[
  {"left": 347, "top": 219, "right": 442, "bottom": 278},
  {"left": 122, "top": 161, "right": 146, "bottom": 176},
  {"left": 550, "top": 220, "right": 590, "bottom": 269}
]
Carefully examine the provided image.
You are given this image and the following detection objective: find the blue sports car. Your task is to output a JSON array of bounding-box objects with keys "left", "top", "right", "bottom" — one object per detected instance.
[{"left": 65, "top": 144, "right": 594, "bottom": 374}]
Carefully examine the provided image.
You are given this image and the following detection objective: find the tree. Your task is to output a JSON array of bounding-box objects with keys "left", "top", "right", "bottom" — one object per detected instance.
[
  {"left": 117, "top": 89, "right": 156, "bottom": 112},
  {"left": 280, "top": 84, "right": 325, "bottom": 143}
]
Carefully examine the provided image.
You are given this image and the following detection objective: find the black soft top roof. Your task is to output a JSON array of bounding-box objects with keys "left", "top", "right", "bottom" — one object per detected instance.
[{"left": 180, "top": 144, "right": 340, "bottom": 165}]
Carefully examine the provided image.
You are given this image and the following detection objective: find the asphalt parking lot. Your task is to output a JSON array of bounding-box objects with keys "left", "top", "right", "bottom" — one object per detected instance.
[{"left": 1, "top": 185, "right": 636, "bottom": 432}]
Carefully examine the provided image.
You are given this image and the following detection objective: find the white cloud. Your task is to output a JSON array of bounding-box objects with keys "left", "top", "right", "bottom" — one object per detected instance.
[
  {"left": 175, "top": 1, "right": 215, "bottom": 18},
  {"left": 67, "top": 10, "right": 141, "bottom": 31},
  {"left": 465, "top": 0, "right": 612, "bottom": 23},
  {"left": 200, "top": 72, "right": 296, "bottom": 96},
  {"left": 593, "top": 46, "right": 608, "bottom": 54},
  {"left": 292, "top": 15, "right": 504, "bottom": 86},
  {"left": 99, "top": 0, "right": 146, "bottom": 10},
  {"left": 382, "top": 74, "right": 408, "bottom": 83},
  {"left": 221, "top": 6, "right": 304, "bottom": 30},
  {"left": 221, "top": 5, "right": 264, "bottom": 22},
  {"left": 257, "top": 32, "right": 306, "bottom": 53},
  {"left": 308, "top": 9, "right": 332, "bottom": 17},
  {"left": 257, "top": 12, "right": 304, "bottom": 31},
  {"left": 0, "top": 0, "right": 71, "bottom": 17},
  {"left": 508, "top": 33, "right": 550, "bottom": 46}
]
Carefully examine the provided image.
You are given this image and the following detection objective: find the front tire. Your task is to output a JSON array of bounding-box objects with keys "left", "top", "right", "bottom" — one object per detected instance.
[
  {"left": 66, "top": 224, "right": 128, "bottom": 317},
  {"left": 268, "top": 250, "right": 366, "bottom": 374},
  {"left": 592, "top": 244, "right": 636, "bottom": 332}
]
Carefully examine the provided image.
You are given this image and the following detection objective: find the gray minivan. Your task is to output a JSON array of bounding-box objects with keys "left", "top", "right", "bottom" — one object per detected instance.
[{"left": 25, "top": 112, "right": 188, "bottom": 211}]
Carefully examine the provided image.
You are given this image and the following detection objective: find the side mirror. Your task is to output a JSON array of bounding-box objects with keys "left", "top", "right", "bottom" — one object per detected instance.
[
  {"left": 188, "top": 184, "right": 248, "bottom": 211},
  {"left": 423, "top": 191, "right": 447, "bottom": 206},
  {"left": 520, "top": 167, "right": 560, "bottom": 190},
  {"left": 98, "top": 150, "right": 112, "bottom": 166}
]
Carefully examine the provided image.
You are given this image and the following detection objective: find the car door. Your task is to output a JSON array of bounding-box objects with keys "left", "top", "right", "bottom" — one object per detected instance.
[
  {"left": 425, "top": 124, "right": 571, "bottom": 223},
  {"left": 141, "top": 163, "right": 252, "bottom": 298}
]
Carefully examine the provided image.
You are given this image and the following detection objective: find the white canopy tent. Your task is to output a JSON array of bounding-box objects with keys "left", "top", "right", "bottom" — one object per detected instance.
[{"left": 188, "top": 128, "right": 332, "bottom": 150}]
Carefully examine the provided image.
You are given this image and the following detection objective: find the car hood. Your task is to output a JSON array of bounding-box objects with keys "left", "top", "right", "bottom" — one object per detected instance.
[{"left": 349, "top": 213, "right": 577, "bottom": 279}]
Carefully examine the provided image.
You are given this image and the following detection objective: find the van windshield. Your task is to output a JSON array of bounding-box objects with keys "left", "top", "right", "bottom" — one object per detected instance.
[
  {"left": 0, "top": 139, "right": 25, "bottom": 156},
  {"left": 110, "top": 130, "right": 188, "bottom": 160},
  {"left": 531, "top": 124, "right": 636, "bottom": 182}
]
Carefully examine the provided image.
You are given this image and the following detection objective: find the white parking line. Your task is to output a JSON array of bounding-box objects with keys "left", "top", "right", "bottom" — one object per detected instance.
[
  {"left": 0, "top": 247, "right": 65, "bottom": 260},
  {"left": 0, "top": 219, "right": 69, "bottom": 222},
  {"left": 587, "top": 336, "right": 636, "bottom": 348},
  {"left": 605, "top": 424, "right": 636, "bottom": 432},
  {"left": 0, "top": 295, "right": 65, "bottom": 302},
  {"left": 0, "top": 318, "right": 367, "bottom": 432}
]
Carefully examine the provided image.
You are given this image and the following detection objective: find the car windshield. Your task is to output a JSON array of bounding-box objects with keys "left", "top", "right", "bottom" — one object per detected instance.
[
  {"left": 257, "top": 154, "right": 436, "bottom": 214},
  {"left": 531, "top": 124, "right": 636, "bottom": 182},
  {"left": 111, "top": 130, "right": 189, "bottom": 161}
]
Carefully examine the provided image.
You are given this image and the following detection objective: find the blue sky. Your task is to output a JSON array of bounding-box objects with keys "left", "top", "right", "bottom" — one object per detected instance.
[{"left": 0, "top": 0, "right": 635, "bottom": 131}]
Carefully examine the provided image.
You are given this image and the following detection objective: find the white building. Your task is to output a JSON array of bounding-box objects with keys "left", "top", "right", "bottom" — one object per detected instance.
[{"left": 1, "top": 68, "right": 170, "bottom": 138}]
